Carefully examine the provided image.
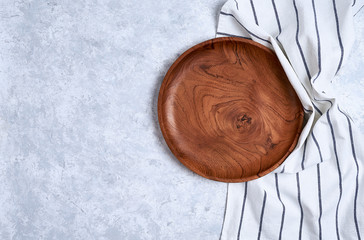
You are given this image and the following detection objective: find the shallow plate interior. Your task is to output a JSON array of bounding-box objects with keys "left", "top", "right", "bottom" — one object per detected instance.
[{"left": 158, "top": 37, "right": 304, "bottom": 182}]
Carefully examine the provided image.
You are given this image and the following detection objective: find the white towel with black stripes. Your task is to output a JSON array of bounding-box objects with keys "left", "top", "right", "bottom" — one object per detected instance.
[{"left": 217, "top": 0, "right": 364, "bottom": 239}]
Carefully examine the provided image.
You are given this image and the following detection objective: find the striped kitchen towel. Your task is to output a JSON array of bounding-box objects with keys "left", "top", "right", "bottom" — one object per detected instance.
[{"left": 217, "top": 0, "right": 364, "bottom": 239}]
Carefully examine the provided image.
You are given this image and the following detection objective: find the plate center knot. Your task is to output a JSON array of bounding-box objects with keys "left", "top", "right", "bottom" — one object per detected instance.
[{"left": 236, "top": 113, "right": 252, "bottom": 130}]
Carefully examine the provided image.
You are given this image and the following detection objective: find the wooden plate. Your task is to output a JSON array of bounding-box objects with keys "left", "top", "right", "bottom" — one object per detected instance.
[{"left": 158, "top": 37, "right": 304, "bottom": 182}]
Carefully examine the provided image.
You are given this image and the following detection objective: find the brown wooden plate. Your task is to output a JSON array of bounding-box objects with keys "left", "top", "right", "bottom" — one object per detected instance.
[{"left": 158, "top": 37, "right": 304, "bottom": 182}]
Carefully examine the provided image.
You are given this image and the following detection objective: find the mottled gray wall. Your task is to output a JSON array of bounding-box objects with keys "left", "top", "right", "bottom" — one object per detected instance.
[{"left": 0, "top": 0, "right": 363, "bottom": 239}]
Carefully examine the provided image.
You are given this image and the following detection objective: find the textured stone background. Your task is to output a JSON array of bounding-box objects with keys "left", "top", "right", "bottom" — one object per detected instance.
[{"left": 0, "top": 0, "right": 363, "bottom": 239}]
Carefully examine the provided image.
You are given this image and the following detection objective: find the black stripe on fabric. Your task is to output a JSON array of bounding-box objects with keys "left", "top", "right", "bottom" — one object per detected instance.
[
  {"left": 237, "top": 182, "right": 248, "bottom": 240},
  {"left": 327, "top": 109, "right": 342, "bottom": 240},
  {"left": 303, "top": 107, "right": 313, "bottom": 113},
  {"left": 257, "top": 191, "right": 267, "bottom": 240},
  {"left": 220, "top": 11, "right": 271, "bottom": 45},
  {"left": 337, "top": 105, "right": 354, "bottom": 122},
  {"left": 354, "top": 5, "right": 364, "bottom": 16},
  {"left": 216, "top": 31, "right": 252, "bottom": 39},
  {"left": 301, "top": 141, "right": 307, "bottom": 170},
  {"left": 275, "top": 174, "right": 285, "bottom": 240},
  {"left": 314, "top": 98, "right": 334, "bottom": 116},
  {"left": 311, "top": 129, "right": 324, "bottom": 239},
  {"left": 280, "top": 165, "right": 285, "bottom": 173},
  {"left": 234, "top": 0, "right": 239, "bottom": 10},
  {"left": 332, "top": 0, "right": 344, "bottom": 74},
  {"left": 337, "top": 105, "right": 353, "bottom": 120},
  {"left": 250, "top": 0, "right": 259, "bottom": 25},
  {"left": 317, "top": 164, "right": 323, "bottom": 240},
  {"left": 296, "top": 173, "right": 304, "bottom": 240},
  {"left": 312, "top": 132, "right": 323, "bottom": 163},
  {"left": 293, "top": 0, "right": 312, "bottom": 80},
  {"left": 311, "top": 0, "right": 322, "bottom": 83},
  {"left": 271, "top": 0, "right": 282, "bottom": 39},
  {"left": 337, "top": 106, "right": 361, "bottom": 240},
  {"left": 352, "top": 0, "right": 356, "bottom": 9},
  {"left": 312, "top": 102, "right": 323, "bottom": 115}
]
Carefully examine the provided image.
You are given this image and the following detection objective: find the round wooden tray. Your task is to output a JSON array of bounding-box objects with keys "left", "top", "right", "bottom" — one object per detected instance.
[{"left": 158, "top": 37, "right": 304, "bottom": 182}]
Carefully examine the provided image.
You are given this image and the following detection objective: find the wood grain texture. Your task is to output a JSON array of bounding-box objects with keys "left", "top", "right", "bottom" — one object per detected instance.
[{"left": 158, "top": 37, "right": 304, "bottom": 182}]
